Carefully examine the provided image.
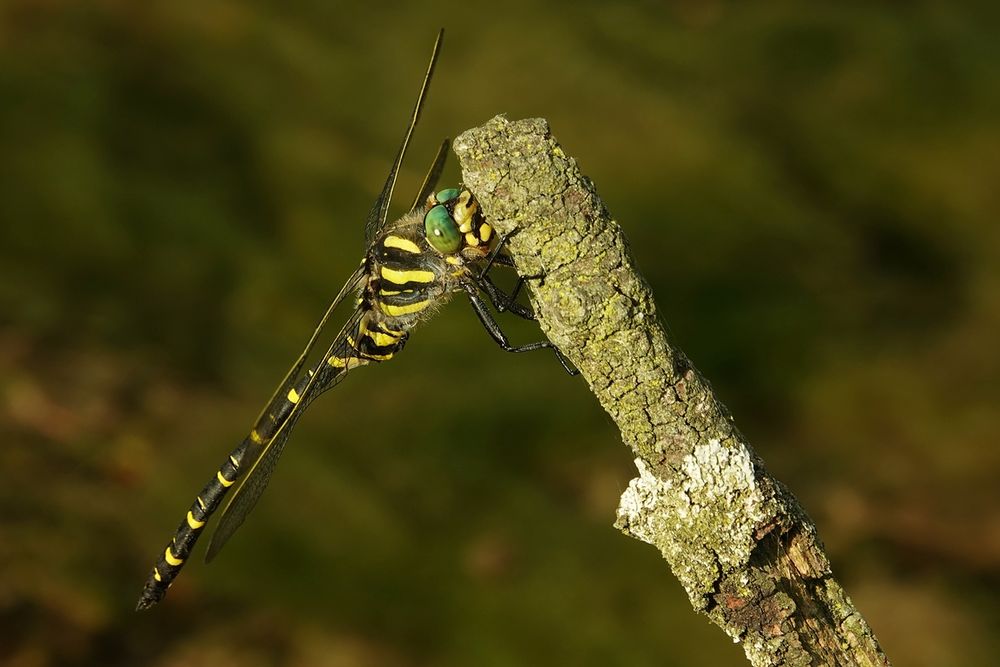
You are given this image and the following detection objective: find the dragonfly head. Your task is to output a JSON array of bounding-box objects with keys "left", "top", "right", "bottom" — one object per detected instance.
[{"left": 423, "top": 188, "right": 494, "bottom": 257}]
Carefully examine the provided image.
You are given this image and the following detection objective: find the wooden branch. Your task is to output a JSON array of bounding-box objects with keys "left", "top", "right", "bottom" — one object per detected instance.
[{"left": 453, "top": 116, "right": 891, "bottom": 667}]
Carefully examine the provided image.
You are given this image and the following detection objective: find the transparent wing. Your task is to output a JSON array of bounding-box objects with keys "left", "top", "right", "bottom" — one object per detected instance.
[
  {"left": 202, "top": 265, "right": 367, "bottom": 562},
  {"left": 249, "top": 264, "right": 366, "bottom": 437},
  {"left": 205, "top": 306, "right": 367, "bottom": 562},
  {"left": 364, "top": 29, "right": 444, "bottom": 245},
  {"left": 409, "top": 138, "right": 450, "bottom": 212}
]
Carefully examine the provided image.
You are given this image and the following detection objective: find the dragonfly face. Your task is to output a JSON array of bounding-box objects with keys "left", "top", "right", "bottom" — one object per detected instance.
[
  {"left": 135, "top": 30, "right": 573, "bottom": 612},
  {"left": 423, "top": 188, "right": 494, "bottom": 256}
]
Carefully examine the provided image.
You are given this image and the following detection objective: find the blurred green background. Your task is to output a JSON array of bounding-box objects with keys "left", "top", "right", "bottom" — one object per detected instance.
[{"left": 2, "top": 1, "right": 998, "bottom": 665}]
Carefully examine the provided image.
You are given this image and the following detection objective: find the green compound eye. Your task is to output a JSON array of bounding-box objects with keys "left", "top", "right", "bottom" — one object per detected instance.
[
  {"left": 424, "top": 204, "right": 462, "bottom": 254},
  {"left": 435, "top": 188, "right": 460, "bottom": 203}
]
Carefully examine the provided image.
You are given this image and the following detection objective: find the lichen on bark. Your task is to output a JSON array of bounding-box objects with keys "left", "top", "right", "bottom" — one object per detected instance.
[{"left": 453, "top": 116, "right": 891, "bottom": 667}]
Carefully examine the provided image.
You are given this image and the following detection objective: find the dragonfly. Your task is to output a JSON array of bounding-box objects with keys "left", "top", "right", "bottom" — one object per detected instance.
[{"left": 136, "top": 29, "right": 574, "bottom": 611}]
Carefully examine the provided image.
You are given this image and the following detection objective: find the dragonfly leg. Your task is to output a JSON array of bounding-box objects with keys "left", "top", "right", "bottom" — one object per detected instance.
[
  {"left": 477, "top": 273, "right": 534, "bottom": 320},
  {"left": 463, "top": 283, "right": 578, "bottom": 376},
  {"left": 478, "top": 229, "right": 519, "bottom": 279},
  {"left": 478, "top": 230, "right": 543, "bottom": 320}
]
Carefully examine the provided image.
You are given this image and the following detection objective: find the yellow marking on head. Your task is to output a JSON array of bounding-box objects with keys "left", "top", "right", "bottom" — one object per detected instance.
[
  {"left": 383, "top": 235, "right": 422, "bottom": 254},
  {"left": 197, "top": 496, "right": 206, "bottom": 510},
  {"left": 217, "top": 470, "right": 235, "bottom": 487},
  {"left": 380, "top": 299, "right": 429, "bottom": 316},
  {"left": 465, "top": 232, "right": 480, "bottom": 247},
  {"left": 446, "top": 256, "right": 462, "bottom": 266},
  {"left": 164, "top": 547, "right": 184, "bottom": 566},
  {"left": 380, "top": 266, "right": 435, "bottom": 284},
  {"left": 454, "top": 191, "right": 478, "bottom": 233},
  {"left": 187, "top": 511, "right": 205, "bottom": 529},
  {"left": 287, "top": 388, "right": 300, "bottom": 404},
  {"left": 229, "top": 455, "right": 239, "bottom": 468},
  {"left": 154, "top": 568, "right": 162, "bottom": 582},
  {"left": 480, "top": 223, "right": 493, "bottom": 242},
  {"left": 250, "top": 429, "right": 263, "bottom": 444}
]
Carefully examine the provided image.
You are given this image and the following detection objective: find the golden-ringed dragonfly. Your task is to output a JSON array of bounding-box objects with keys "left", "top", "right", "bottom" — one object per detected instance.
[{"left": 136, "top": 29, "right": 574, "bottom": 611}]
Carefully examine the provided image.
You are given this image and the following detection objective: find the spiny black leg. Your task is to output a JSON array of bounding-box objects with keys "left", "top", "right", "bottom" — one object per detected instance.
[
  {"left": 478, "top": 229, "right": 518, "bottom": 279},
  {"left": 481, "top": 229, "right": 547, "bottom": 283},
  {"left": 485, "top": 250, "right": 516, "bottom": 269},
  {"left": 476, "top": 229, "right": 575, "bottom": 373},
  {"left": 477, "top": 273, "right": 534, "bottom": 320},
  {"left": 478, "top": 229, "right": 536, "bottom": 318},
  {"left": 463, "top": 283, "right": 579, "bottom": 376},
  {"left": 505, "top": 276, "right": 527, "bottom": 308}
]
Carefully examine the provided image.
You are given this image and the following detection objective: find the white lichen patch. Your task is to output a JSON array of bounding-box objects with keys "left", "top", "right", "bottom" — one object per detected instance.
[
  {"left": 616, "top": 441, "right": 774, "bottom": 607},
  {"left": 680, "top": 440, "right": 769, "bottom": 568},
  {"left": 616, "top": 457, "right": 673, "bottom": 546}
]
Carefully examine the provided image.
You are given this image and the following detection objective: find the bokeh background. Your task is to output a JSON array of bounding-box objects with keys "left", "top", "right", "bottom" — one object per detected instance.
[{"left": 2, "top": 1, "right": 998, "bottom": 665}]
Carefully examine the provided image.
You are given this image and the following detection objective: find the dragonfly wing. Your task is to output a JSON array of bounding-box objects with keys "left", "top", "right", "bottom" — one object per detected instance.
[
  {"left": 205, "top": 308, "right": 366, "bottom": 562},
  {"left": 409, "top": 138, "right": 450, "bottom": 212},
  {"left": 247, "top": 265, "right": 366, "bottom": 438},
  {"left": 364, "top": 29, "right": 443, "bottom": 245}
]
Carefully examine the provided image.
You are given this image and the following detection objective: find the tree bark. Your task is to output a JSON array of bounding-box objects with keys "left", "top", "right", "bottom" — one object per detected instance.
[{"left": 453, "top": 116, "right": 891, "bottom": 667}]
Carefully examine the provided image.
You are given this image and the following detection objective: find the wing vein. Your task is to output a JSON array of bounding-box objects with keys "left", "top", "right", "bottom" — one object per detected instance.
[
  {"left": 364, "top": 29, "right": 444, "bottom": 244},
  {"left": 205, "top": 288, "right": 368, "bottom": 561}
]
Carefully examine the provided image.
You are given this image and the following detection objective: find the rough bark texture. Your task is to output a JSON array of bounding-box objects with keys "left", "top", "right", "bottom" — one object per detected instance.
[{"left": 453, "top": 116, "right": 891, "bottom": 667}]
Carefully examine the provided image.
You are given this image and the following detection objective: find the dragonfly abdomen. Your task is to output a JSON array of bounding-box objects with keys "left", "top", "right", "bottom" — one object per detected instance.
[{"left": 135, "top": 437, "right": 250, "bottom": 610}]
